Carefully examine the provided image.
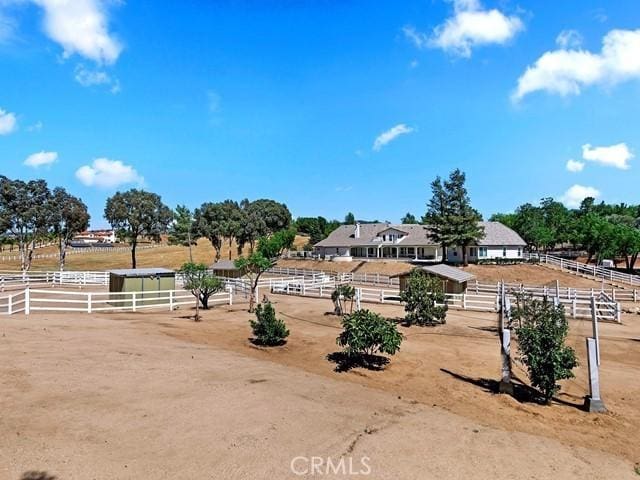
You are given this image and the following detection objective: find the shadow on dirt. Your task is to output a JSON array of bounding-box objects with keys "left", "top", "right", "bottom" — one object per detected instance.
[{"left": 327, "top": 352, "right": 390, "bottom": 372}]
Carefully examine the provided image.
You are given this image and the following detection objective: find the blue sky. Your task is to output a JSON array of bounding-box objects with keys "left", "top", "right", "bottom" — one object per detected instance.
[{"left": 1, "top": 0, "right": 639, "bottom": 228}]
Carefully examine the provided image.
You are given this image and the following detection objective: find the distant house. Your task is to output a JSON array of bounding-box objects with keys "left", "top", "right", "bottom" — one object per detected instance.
[
  {"left": 72, "top": 229, "right": 117, "bottom": 245},
  {"left": 313, "top": 221, "right": 526, "bottom": 263}
]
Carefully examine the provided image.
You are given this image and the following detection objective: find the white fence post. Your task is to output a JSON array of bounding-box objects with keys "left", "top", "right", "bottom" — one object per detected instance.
[
  {"left": 87, "top": 293, "right": 92, "bottom": 314},
  {"left": 25, "top": 287, "right": 30, "bottom": 315},
  {"left": 590, "top": 297, "right": 600, "bottom": 366},
  {"left": 229, "top": 290, "right": 233, "bottom": 306},
  {"left": 132, "top": 292, "right": 137, "bottom": 312},
  {"left": 169, "top": 290, "right": 174, "bottom": 311},
  {"left": 7, "top": 294, "right": 12, "bottom": 315},
  {"left": 585, "top": 337, "right": 606, "bottom": 413}
]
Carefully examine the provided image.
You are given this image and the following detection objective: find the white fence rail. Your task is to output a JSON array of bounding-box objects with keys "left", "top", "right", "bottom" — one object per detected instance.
[
  {"left": 265, "top": 276, "right": 620, "bottom": 322},
  {"left": 268, "top": 266, "right": 400, "bottom": 287},
  {"left": 0, "top": 287, "right": 232, "bottom": 315},
  {"left": 526, "top": 252, "right": 640, "bottom": 287},
  {"left": 0, "top": 244, "right": 160, "bottom": 263},
  {"left": 0, "top": 271, "right": 109, "bottom": 291},
  {"left": 469, "top": 280, "right": 638, "bottom": 303}
]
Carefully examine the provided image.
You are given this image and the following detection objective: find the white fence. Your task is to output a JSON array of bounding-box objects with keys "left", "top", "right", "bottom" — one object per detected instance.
[
  {"left": 0, "top": 287, "right": 232, "bottom": 315},
  {"left": 0, "top": 244, "right": 160, "bottom": 263},
  {"left": 266, "top": 276, "right": 620, "bottom": 322},
  {"left": 268, "top": 266, "right": 400, "bottom": 287},
  {"left": 526, "top": 252, "right": 640, "bottom": 287},
  {"left": 0, "top": 270, "right": 109, "bottom": 291},
  {"left": 469, "top": 280, "right": 638, "bottom": 303}
]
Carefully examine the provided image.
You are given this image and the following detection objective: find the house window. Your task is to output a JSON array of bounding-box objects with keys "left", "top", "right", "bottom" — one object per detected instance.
[
  {"left": 453, "top": 250, "right": 458, "bottom": 257},
  {"left": 478, "top": 247, "right": 487, "bottom": 258},
  {"left": 469, "top": 247, "right": 477, "bottom": 257},
  {"left": 517, "top": 247, "right": 522, "bottom": 257},
  {"left": 503, "top": 247, "right": 507, "bottom": 257}
]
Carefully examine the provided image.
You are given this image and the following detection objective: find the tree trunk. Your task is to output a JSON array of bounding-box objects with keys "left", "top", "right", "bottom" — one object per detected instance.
[
  {"left": 462, "top": 245, "right": 468, "bottom": 267},
  {"left": 194, "top": 289, "right": 200, "bottom": 321},
  {"left": 187, "top": 230, "right": 193, "bottom": 263},
  {"left": 228, "top": 238, "right": 233, "bottom": 260},
  {"left": 59, "top": 236, "right": 66, "bottom": 271},
  {"left": 131, "top": 240, "right": 137, "bottom": 269},
  {"left": 441, "top": 243, "right": 447, "bottom": 263}
]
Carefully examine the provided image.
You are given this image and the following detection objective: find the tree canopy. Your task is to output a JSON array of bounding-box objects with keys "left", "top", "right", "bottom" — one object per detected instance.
[{"left": 104, "top": 189, "right": 173, "bottom": 268}]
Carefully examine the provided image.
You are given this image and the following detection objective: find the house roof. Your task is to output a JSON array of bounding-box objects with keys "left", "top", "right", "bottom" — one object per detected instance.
[
  {"left": 476, "top": 221, "right": 526, "bottom": 246},
  {"left": 314, "top": 221, "right": 526, "bottom": 248},
  {"left": 210, "top": 260, "right": 239, "bottom": 270},
  {"left": 109, "top": 268, "right": 175, "bottom": 277},
  {"left": 419, "top": 264, "right": 476, "bottom": 283},
  {"left": 314, "top": 223, "right": 434, "bottom": 248}
]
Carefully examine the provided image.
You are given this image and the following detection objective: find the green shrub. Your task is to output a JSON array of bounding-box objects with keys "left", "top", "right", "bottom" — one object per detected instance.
[
  {"left": 400, "top": 270, "right": 447, "bottom": 326},
  {"left": 514, "top": 298, "right": 578, "bottom": 403},
  {"left": 337, "top": 309, "right": 403, "bottom": 358},
  {"left": 250, "top": 301, "right": 290, "bottom": 346}
]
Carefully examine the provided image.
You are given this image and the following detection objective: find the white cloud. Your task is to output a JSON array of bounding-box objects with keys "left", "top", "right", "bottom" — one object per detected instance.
[
  {"left": 513, "top": 28, "right": 640, "bottom": 101},
  {"left": 560, "top": 184, "right": 601, "bottom": 208},
  {"left": 207, "top": 90, "right": 221, "bottom": 113},
  {"left": 409, "top": 59, "right": 419, "bottom": 69},
  {"left": 24, "top": 150, "right": 58, "bottom": 168},
  {"left": 26, "top": 121, "right": 43, "bottom": 132},
  {"left": 75, "top": 158, "right": 144, "bottom": 188},
  {"left": 405, "top": 0, "right": 523, "bottom": 58},
  {"left": 556, "top": 29, "right": 582, "bottom": 49},
  {"left": 74, "top": 64, "right": 120, "bottom": 92},
  {"left": 0, "top": 108, "right": 17, "bottom": 135},
  {"left": 33, "top": 0, "right": 122, "bottom": 65},
  {"left": 372, "top": 124, "right": 414, "bottom": 151},
  {"left": 566, "top": 159, "right": 584, "bottom": 172},
  {"left": 582, "top": 143, "right": 633, "bottom": 170},
  {"left": 0, "top": 11, "right": 17, "bottom": 44}
]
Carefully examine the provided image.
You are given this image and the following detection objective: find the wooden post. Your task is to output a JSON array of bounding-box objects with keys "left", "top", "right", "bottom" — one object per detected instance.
[
  {"left": 87, "top": 293, "right": 92, "bottom": 314},
  {"left": 169, "top": 290, "right": 174, "bottom": 310},
  {"left": 590, "top": 296, "right": 600, "bottom": 366},
  {"left": 584, "top": 337, "right": 606, "bottom": 413},
  {"left": 7, "top": 294, "right": 12, "bottom": 315},
  {"left": 132, "top": 292, "right": 137, "bottom": 313}
]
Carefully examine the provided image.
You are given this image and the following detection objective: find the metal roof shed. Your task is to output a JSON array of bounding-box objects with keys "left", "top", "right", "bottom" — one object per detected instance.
[
  {"left": 109, "top": 268, "right": 176, "bottom": 307},
  {"left": 396, "top": 264, "right": 476, "bottom": 294}
]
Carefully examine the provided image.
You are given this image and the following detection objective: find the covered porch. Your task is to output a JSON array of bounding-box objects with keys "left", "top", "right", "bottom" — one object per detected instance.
[{"left": 349, "top": 245, "right": 442, "bottom": 261}]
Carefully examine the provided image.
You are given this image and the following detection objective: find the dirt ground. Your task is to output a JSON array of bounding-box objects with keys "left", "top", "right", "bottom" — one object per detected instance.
[{"left": 1, "top": 295, "right": 638, "bottom": 480}]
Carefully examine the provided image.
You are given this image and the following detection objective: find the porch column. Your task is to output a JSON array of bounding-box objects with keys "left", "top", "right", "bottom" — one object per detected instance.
[{"left": 396, "top": 247, "right": 399, "bottom": 258}]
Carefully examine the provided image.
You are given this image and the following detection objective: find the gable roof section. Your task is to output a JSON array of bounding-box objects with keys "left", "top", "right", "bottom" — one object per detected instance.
[
  {"left": 477, "top": 221, "right": 526, "bottom": 246},
  {"left": 314, "top": 221, "right": 526, "bottom": 248},
  {"left": 420, "top": 264, "right": 476, "bottom": 283},
  {"left": 314, "top": 223, "right": 435, "bottom": 248}
]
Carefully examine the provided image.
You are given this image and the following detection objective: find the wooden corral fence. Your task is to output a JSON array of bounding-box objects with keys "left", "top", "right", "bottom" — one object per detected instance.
[
  {"left": 525, "top": 252, "right": 640, "bottom": 287},
  {"left": 0, "top": 287, "right": 233, "bottom": 315}
]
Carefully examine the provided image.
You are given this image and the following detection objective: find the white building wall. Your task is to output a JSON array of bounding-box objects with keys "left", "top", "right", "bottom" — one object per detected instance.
[{"left": 447, "top": 245, "right": 523, "bottom": 263}]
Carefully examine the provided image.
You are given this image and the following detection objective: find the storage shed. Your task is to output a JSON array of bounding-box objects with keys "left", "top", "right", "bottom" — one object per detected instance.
[
  {"left": 210, "top": 260, "right": 244, "bottom": 279},
  {"left": 109, "top": 268, "right": 176, "bottom": 306},
  {"left": 396, "top": 264, "right": 476, "bottom": 294}
]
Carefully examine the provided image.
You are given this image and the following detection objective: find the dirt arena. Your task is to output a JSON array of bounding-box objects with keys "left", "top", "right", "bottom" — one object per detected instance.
[{"left": 1, "top": 294, "right": 639, "bottom": 479}]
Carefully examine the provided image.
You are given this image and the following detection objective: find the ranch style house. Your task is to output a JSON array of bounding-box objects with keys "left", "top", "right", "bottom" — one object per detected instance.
[{"left": 313, "top": 221, "right": 526, "bottom": 263}]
